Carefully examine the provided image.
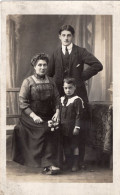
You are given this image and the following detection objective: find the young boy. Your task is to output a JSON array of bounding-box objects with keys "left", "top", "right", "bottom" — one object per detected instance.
[{"left": 60, "top": 78, "right": 84, "bottom": 172}]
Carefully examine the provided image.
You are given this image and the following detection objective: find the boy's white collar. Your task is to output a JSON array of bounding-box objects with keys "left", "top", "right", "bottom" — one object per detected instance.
[{"left": 61, "top": 95, "right": 84, "bottom": 108}]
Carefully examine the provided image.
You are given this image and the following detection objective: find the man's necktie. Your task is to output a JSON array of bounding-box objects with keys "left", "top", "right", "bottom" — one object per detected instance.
[{"left": 65, "top": 46, "right": 69, "bottom": 58}]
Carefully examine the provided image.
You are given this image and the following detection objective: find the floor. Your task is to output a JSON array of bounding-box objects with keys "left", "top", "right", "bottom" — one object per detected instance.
[{"left": 6, "top": 161, "right": 113, "bottom": 183}]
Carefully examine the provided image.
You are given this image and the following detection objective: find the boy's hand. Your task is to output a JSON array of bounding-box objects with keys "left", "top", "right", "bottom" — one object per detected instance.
[
  {"left": 52, "top": 109, "right": 60, "bottom": 123},
  {"left": 73, "top": 127, "right": 80, "bottom": 135}
]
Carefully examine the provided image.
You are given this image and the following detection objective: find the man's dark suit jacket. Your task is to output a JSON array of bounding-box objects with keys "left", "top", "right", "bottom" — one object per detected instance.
[{"left": 47, "top": 44, "right": 103, "bottom": 105}]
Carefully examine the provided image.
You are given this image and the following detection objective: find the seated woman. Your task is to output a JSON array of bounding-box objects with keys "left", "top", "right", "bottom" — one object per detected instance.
[{"left": 12, "top": 53, "right": 60, "bottom": 175}]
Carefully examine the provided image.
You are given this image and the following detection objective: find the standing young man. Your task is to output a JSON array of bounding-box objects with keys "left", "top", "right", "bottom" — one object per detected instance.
[{"left": 47, "top": 24, "right": 103, "bottom": 169}]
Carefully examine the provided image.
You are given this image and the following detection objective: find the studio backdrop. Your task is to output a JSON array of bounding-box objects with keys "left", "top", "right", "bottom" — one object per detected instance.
[{"left": 6, "top": 15, "right": 112, "bottom": 124}]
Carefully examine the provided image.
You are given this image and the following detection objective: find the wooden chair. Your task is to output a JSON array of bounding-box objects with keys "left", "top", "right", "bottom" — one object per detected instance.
[{"left": 6, "top": 88, "right": 20, "bottom": 135}]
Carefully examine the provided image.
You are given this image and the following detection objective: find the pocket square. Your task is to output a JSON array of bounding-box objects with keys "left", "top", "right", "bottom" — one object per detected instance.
[{"left": 76, "top": 64, "right": 81, "bottom": 67}]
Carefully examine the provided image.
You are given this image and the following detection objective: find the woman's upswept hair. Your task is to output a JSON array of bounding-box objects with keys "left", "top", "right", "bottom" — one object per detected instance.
[
  {"left": 31, "top": 53, "right": 49, "bottom": 66},
  {"left": 59, "top": 24, "right": 75, "bottom": 35}
]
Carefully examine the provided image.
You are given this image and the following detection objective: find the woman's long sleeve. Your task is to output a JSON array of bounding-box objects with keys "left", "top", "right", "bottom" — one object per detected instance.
[
  {"left": 19, "top": 79, "right": 32, "bottom": 115},
  {"left": 52, "top": 80, "right": 60, "bottom": 110}
]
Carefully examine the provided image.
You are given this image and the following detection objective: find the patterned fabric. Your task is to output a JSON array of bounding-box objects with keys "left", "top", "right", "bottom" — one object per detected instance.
[
  {"left": 19, "top": 75, "right": 60, "bottom": 118},
  {"left": 30, "top": 83, "right": 53, "bottom": 101},
  {"left": 88, "top": 103, "right": 113, "bottom": 154},
  {"left": 32, "top": 74, "right": 49, "bottom": 83}
]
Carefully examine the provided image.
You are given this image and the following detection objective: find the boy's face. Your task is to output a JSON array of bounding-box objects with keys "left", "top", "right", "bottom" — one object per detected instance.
[
  {"left": 63, "top": 82, "right": 76, "bottom": 97},
  {"left": 59, "top": 30, "right": 73, "bottom": 46}
]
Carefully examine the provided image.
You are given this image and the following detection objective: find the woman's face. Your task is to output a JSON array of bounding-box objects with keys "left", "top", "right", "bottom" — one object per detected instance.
[{"left": 34, "top": 59, "right": 48, "bottom": 76}]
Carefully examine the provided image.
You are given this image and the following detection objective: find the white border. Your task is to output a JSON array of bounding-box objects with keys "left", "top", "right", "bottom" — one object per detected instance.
[{"left": 1, "top": 1, "right": 120, "bottom": 195}]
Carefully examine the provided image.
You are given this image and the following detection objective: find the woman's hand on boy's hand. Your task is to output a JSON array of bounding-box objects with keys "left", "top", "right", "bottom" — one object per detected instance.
[{"left": 73, "top": 127, "right": 80, "bottom": 135}]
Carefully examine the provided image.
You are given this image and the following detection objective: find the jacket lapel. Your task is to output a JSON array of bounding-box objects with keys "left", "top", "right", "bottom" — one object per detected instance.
[
  {"left": 69, "top": 44, "right": 78, "bottom": 73},
  {"left": 56, "top": 46, "right": 63, "bottom": 71}
]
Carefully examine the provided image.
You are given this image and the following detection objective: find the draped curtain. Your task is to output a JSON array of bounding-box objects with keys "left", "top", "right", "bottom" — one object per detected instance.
[
  {"left": 70, "top": 15, "right": 112, "bottom": 101},
  {"left": 6, "top": 17, "right": 18, "bottom": 124},
  {"left": 6, "top": 15, "right": 112, "bottom": 125},
  {"left": 88, "top": 16, "right": 112, "bottom": 101}
]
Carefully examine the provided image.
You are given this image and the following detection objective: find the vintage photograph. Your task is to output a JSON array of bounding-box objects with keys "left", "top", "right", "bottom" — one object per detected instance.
[{"left": 6, "top": 14, "right": 113, "bottom": 183}]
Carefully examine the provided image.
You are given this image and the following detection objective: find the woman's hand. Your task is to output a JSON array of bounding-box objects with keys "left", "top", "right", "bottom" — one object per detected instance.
[
  {"left": 73, "top": 127, "right": 80, "bottom": 135},
  {"left": 30, "top": 112, "right": 43, "bottom": 124},
  {"left": 33, "top": 116, "right": 44, "bottom": 124},
  {"left": 52, "top": 109, "right": 60, "bottom": 123}
]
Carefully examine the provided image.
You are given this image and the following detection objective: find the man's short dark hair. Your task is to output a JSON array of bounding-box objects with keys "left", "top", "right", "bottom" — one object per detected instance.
[
  {"left": 59, "top": 25, "right": 75, "bottom": 35},
  {"left": 63, "top": 77, "right": 76, "bottom": 86}
]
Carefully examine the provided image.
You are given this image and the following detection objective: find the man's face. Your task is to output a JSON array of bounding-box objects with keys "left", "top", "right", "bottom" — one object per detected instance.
[{"left": 59, "top": 30, "right": 73, "bottom": 46}]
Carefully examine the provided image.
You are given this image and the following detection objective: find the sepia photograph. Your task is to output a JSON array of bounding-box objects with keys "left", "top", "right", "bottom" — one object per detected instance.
[
  {"left": 6, "top": 14, "right": 113, "bottom": 183},
  {"left": 0, "top": 1, "right": 120, "bottom": 195}
]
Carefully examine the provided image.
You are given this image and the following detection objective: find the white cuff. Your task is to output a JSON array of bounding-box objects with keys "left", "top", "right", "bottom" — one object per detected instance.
[
  {"left": 75, "top": 126, "right": 80, "bottom": 129},
  {"left": 30, "top": 112, "right": 37, "bottom": 121}
]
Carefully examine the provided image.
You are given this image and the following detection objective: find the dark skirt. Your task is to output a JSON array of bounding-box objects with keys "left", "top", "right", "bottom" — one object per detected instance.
[{"left": 12, "top": 112, "right": 61, "bottom": 168}]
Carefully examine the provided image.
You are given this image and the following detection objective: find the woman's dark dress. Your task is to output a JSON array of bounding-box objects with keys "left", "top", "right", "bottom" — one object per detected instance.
[{"left": 12, "top": 75, "right": 60, "bottom": 168}]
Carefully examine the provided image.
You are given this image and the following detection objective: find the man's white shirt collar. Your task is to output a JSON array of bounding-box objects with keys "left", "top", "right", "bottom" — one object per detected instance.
[{"left": 62, "top": 43, "right": 73, "bottom": 55}]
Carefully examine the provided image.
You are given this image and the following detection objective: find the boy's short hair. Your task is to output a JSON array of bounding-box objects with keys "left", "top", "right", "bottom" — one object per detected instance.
[
  {"left": 63, "top": 77, "right": 76, "bottom": 86},
  {"left": 59, "top": 25, "right": 75, "bottom": 35}
]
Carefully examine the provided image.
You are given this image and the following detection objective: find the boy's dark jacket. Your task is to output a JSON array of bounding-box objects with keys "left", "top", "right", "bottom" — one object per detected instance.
[
  {"left": 47, "top": 44, "right": 103, "bottom": 104},
  {"left": 60, "top": 96, "right": 83, "bottom": 137}
]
